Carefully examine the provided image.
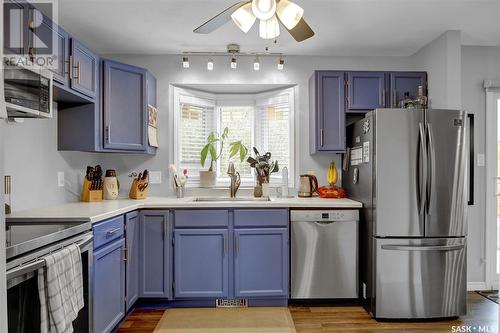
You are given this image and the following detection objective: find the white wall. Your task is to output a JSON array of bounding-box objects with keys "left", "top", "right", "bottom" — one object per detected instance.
[
  {"left": 461, "top": 45, "right": 500, "bottom": 285},
  {"left": 412, "top": 30, "right": 462, "bottom": 109}
]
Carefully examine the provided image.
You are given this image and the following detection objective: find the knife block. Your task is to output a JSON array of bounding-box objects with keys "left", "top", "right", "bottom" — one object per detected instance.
[
  {"left": 81, "top": 178, "right": 103, "bottom": 202},
  {"left": 129, "top": 179, "right": 148, "bottom": 200}
]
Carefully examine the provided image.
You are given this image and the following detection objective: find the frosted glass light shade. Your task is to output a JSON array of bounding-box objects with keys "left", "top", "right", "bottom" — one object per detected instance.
[
  {"left": 276, "top": 0, "right": 304, "bottom": 30},
  {"left": 252, "top": 0, "right": 276, "bottom": 20},
  {"left": 259, "top": 15, "right": 280, "bottom": 39},
  {"left": 231, "top": 3, "right": 256, "bottom": 33}
]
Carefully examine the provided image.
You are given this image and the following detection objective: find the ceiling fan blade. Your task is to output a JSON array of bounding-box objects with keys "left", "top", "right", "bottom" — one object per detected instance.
[
  {"left": 285, "top": 17, "right": 315, "bottom": 42},
  {"left": 194, "top": 1, "right": 250, "bottom": 34}
]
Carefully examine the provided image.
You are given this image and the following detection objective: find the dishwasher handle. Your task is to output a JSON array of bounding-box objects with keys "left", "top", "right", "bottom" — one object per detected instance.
[{"left": 314, "top": 220, "right": 336, "bottom": 225}]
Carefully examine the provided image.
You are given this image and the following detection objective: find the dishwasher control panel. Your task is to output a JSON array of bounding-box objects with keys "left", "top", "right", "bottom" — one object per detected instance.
[{"left": 290, "top": 210, "right": 359, "bottom": 222}]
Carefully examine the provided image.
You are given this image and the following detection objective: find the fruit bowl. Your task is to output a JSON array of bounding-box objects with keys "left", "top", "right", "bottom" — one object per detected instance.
[{"left": 318, "top": 186, "right": 345, "bottom": 199}]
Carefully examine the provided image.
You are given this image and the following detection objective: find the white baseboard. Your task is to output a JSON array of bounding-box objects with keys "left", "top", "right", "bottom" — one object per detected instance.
[{"left": 467, "top": 282, "right": 490, "bottom": 291}]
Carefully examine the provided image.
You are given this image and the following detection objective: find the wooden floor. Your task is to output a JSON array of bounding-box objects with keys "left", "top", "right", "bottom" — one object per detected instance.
[{"left": 117, "top": 292, "right": 498, "bottom": 333}]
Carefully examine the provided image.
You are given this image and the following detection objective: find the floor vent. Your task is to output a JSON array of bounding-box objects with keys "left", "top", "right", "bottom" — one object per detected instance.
[{"left": 216, "top": 299, "right": 248, "bottom": 308}]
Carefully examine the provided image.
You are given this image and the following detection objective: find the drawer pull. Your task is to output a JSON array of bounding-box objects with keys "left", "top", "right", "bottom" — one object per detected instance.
[{"left": 106, "top": 227, "right": 121, "bottom": 237}]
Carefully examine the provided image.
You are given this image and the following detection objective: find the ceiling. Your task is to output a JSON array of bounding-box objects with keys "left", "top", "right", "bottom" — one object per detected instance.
[{"left": 58, "top": 0, "right": 500, "bottom": 56}]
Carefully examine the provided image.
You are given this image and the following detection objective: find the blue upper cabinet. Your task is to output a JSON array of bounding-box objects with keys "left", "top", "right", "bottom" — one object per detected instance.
[
  {"left": 234, "top": 228, "right": 288, "bottom": 298},
  {"left": 389, "top": 72, "right": 427, "bottom": 107},
  {"left": 347, "top": 72, "right": 386, "bottom": 112},
  {"left": 125, "top": 212, "right": 140, "bottom": 311},
  {"left": 70, "top": 39, "right": 99, "bottom": 99},
  {"left": 3, "top": 0, "right": 29, "bottom": 56},
  {"left": 140, "top": 211, "right": 170, "bottom": 298},
  {"left": 310, "top": 71, "right": 346, "bottom": 153},
  {"left": 174, "top": 229, "right": 229, "bottom": 299},
  {"left": 103, "top": 59, "right": 148, "bottom": 151}
]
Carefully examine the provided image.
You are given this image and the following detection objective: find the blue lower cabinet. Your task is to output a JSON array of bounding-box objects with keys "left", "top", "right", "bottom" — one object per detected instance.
[
  {"left": 174, "top": 229, "right": 229, "bottom": 298},
  {"left": 93, "top": 238, "right": 125, "bottom": 333},
  {"left": 140, "top": 211, "right": 170, "bottom": 298},
  {"left": 125, "top": 211, "right": 140, "bottom": 311},
  {"left": 234, "top": 228, "right": 288, "bottom": 297}
]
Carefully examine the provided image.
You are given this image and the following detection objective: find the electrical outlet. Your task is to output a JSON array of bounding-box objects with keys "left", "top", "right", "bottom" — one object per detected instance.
[
  {"left": 149, "top": 171, "right": 162, "bottom": 184},
  {"left": 477, "top": 153, "right": 485, "bottom": 167},
  {"left": 57, "top": 172, "right": 65, "bottom": 187}
]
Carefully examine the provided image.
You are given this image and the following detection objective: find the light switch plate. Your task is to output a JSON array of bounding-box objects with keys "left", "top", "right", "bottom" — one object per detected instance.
[
  {"left": 57, "top": 172, "right": 65, "bottom": 187},
  {"left": 149, "top": 171, "right": 162, "bottom": 184},
  {"left": 477, "top": 153, "right": 485, "bottom": 167}
]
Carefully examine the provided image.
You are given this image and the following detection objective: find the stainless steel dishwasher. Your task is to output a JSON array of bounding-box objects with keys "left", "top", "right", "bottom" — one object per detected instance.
[{"left": 291, "top": 210, "right": 359, "bottom": 299}]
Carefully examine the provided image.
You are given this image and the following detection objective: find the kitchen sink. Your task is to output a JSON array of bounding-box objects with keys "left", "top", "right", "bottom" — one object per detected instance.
[{"left": 194, "top": 197, "right": 271, "bottom": 202}]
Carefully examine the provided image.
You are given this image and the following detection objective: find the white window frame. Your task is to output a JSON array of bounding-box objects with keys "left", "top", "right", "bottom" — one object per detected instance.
[{"left": 172, "top": 86, "right": 295, "bottom": 188}]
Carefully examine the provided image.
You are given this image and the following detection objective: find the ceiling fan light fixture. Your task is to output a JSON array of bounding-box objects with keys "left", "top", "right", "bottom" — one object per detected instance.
[
  {"left": 276, "top": 0, "right": 304, "bottom": 30},
  {"left": 259, "top": 15, "right": 280, "bottom": 39},
  {"left": 231, "top": 3, "right": 256, "bottom": 33},
  {"left": 252, "top": 0, "right": 276, "bottom": 21}
]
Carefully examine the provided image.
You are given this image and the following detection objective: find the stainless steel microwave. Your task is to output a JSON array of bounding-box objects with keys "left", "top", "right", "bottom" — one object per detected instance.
[{"left": 3, "top": 61, "right": 53, "bottom": 118}]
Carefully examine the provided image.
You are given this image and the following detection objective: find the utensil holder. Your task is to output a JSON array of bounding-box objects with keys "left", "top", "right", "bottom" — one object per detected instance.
[
  {"left": 129, "top": 179, "right": 148, "bottom": 200},
  {"left": 81, "top": 178, "right": 103, "bottom": 202}
]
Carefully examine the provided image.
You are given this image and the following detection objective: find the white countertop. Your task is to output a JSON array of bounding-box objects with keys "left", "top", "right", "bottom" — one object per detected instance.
[{"left": 6, "top": 196, "right": 362, "bottom": 224}]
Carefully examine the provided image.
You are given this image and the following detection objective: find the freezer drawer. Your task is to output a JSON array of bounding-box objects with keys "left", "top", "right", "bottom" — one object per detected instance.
[
  {"left": 374, "top": 237, "right": 466, "bottom": 319},
  {"left": 291, "top": 219, "right": 358, "bottom": 299}
]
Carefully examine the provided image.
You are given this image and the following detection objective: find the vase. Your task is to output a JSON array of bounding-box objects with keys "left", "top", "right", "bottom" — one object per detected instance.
[{"left": 199, "top": 171, "right": 216, "bottom": 187}]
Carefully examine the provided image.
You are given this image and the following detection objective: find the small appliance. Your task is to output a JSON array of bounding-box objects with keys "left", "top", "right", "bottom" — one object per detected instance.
[{"left": 298, "top": 174, "right": 318, "bottom": 197}]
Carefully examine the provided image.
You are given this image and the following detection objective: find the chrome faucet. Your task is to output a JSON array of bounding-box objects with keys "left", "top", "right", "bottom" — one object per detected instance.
[{"left": 227, "top": 162, "right": 241, "bottom": 198}]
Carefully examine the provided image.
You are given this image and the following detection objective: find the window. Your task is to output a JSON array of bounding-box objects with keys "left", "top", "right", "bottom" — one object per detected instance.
[{"left": 173, "top": 87, "right": 295, "bottom": 187}]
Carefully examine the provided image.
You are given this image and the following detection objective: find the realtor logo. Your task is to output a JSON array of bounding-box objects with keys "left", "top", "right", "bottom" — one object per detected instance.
[{"left": 3, "top": 0, "right": 58, "bottom": 69}]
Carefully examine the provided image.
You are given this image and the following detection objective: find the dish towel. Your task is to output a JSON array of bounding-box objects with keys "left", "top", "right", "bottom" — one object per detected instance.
[{"left": 38, "top": 244, "right": 84, "bottom": 333}]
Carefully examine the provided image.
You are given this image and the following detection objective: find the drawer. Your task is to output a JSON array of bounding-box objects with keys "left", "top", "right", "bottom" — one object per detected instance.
[
  {"left": 175, "top": 210, "right": 229, "bottom": 228},
  {"left": 93, "top": 215, "right": 125, "bottom": 249},
  {"left": 234, "top": 209, "right": 288, "bottom": 228}
]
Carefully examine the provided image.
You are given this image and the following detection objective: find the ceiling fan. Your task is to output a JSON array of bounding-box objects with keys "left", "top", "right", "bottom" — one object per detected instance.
[{"left": 194, "top": 0, "right": 314, "bottom": 42}]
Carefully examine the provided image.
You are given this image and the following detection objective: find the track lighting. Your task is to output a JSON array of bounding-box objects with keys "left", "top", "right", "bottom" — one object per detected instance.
[
  {"left": 182, "top": 57, "right": 189, "bottom": 68},
  {"left": 231, "top": 57, "right": 237, "bottom": 69},
  {"left": 207, "top": 59, "right": 214, "bottom": 71},
  {"left": 253, "top": 57, "right": 260, "bottom": 71},
  {"left": 277, "top": 58, "right": 284, "bottom": 70}
]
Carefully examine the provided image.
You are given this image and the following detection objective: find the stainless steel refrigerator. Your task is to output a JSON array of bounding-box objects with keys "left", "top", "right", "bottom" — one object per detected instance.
[{"left": 344, "top": 108, "right": 469, "bottom": 319}]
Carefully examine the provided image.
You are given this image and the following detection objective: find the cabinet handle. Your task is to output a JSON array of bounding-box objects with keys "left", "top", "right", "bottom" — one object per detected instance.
[
  {"left": 320, "top": 128, "right": 324, "bottom": 147},
  {"left": 235, "top": 236, "right": 239, "bottom": 256},
  {"left": 223, "top": 236, "right": 227, "bottom": 256},
  {"left": 106, "top": 227, "right": 121, "bottom": 237},
  {"left": 381, "top": 90, "right": 385, "bottom": 106},
  {"left": 69, "top": 56, "right": 74, "bottom": 79},
  {"left": 77, "top": 61, "right": 81, "bottom": 84},
  {"left": 123, "top": 247, "right": 128, "bottom": 262},
  {"left": 73, "top": 61, "right": 81, "bottom": 83},
  {"left": 64, "top": 60, "right": 70, "bottom": 76},
  {"left": 393, "top": 90, "right": 397, "bottom": 107},
  {"left": 105, "top": 126, "right": 110, "bottom": 142}
]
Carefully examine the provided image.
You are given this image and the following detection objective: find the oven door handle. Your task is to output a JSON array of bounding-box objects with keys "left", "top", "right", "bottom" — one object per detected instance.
[{"left": 6, "top": 234, "right": 94, "bottom": 281}]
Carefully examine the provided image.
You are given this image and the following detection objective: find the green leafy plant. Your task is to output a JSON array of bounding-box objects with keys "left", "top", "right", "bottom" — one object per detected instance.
[{"left": 200, "top": 127, "right": 248, "bottom": 171}]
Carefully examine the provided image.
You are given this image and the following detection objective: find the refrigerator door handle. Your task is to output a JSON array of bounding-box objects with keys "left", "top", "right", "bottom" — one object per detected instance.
[
  {"left": 426, "top": 123, "right": 436, "bottom": 215},
  {"left": 381, "top": 244, "right": 464, "bottom": 252},
  {"left": 417, "top": 123, "right": 427, "bottom": 215}
]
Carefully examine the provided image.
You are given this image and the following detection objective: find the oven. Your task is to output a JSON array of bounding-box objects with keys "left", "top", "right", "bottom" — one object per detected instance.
[
  {"left": 3, "top": 60, "right": 53, "bottom": 118},
  {"left": 6, "top": 222, "right": 93, "bottom": 333}
]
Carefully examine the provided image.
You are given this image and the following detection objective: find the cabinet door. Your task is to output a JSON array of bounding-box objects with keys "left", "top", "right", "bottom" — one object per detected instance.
[
  {"left": 140, "top": 212, "right": 170, "bottom": 298},
  {"left": 347, "top": 72, "right": 386, "bottom": 111},
  {"left": 234, "top": 228, "right": 288, "bottom": 297},
  {"left": 316, "top": 71, "right": 346, "bottom": 152},
  {"left": 29, "top": 14, "right": 69, "bottom": 85},
  {"left": 103, "top": 59, "right": 147, "bottom": 151},
  {"left": 125, "top": 211, "right": 139, "bottom": 311},
  {"left": 70, "top": 38, "right": 98, "bottom": 98},
  {"left": 174, "top": 229, "right": 229, "bottom": 298},
  {"left": 3, "top": 0, "right": 29, "bottom": 56},
  {"left": 389, "top": 72, "right": 427, "bottom": 107},
  {"left": 93, "top": 238, "right": 125, "bottom": 333}
]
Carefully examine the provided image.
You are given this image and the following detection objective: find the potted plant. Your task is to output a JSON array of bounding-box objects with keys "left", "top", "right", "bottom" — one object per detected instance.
[
  {"left": 247, "top": 147, "right": 279, "bottom": 197},
  {"left": 199, "top": 127, "right": 248, "bottom": 187}
]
